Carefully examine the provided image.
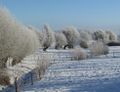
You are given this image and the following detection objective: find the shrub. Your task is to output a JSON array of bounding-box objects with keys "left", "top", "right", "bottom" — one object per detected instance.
[
  {"left": 72, "top": 48, "right": 87, "bottom": 60},
  {"left": 42, "top": 24, "right": 55, "bottom": 51},
  {"left": 62, "top": 26, "right": 80, "bottom": 49},
  {"left": 89, "top": 41, "right": 109, "bottom": 56},
  {"left": 36, "top": 53, "right": 51, "bottom": 79},
  {"left": 55, "top": 32, "right": 67, "bottom": 49},
  {"left": 0, "top": 70, "right": 10, "bottom": 85}
]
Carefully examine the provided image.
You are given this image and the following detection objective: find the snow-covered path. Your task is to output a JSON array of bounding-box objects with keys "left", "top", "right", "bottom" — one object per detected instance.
[{"left": 22, "top": 47, "right": 120, "bottom": 92}]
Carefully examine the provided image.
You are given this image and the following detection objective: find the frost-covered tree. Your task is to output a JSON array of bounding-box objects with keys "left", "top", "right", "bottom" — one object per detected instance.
[
  {"left": 11, "top": 26, "right": 40, "bottom": 65},
  {"left": 55, "top": 32, "right": 67, "bottom": 49},
  {"left": 93, "top": 30, "right": 104, "bottom": 40},
  {"left": 42, "top": 24, "right": 55, "bottom": 51},
  {"left": 79, "top": 30, "right": 93, "bottom": 48},
  {"left": 62, "top": 26, "right": 80, "bottom": 49},
  {"left": 0, "top": 7, "right": 40, "bottom": 68},
  {"left": 93, "top": 30, "right": 109, "bottom": 43},
  {"left": 28, "top": 25, "right": 43, "bottom": 47},
  {"left": 118, "top": 35, "right": 120, "bottom": 42},
  {"left": 79, "top": 30, "right": 92, "bottom": 42},
  {"left": 106, "top": 30, "right": 118, "bottom": 42},
  {"left": 79, "top": 40, "right": 88, "bottom": 48}
]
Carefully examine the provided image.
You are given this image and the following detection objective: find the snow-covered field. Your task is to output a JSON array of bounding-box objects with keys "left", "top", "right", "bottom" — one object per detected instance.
[
  {"left": 20, "top": 46, "right": 120, "bottom": 92},
  {"left": 1, "top": 46, "right": 120, "bottom": 92}
]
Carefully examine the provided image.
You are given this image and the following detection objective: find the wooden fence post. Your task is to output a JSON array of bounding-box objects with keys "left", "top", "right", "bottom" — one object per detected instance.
[
  {"left": 15, "top": 77, "right": 19, "bottom": 92},
  {"left": 113, "top": 52, "right": 115, "bottom": 58},
  {"left": 30, "top": 72, "right": 33, "bottom": 85}
]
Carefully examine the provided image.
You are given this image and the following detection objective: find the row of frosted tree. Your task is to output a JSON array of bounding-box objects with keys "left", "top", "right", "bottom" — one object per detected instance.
[{"left": 0, "top": 7, "right": 119, "bottom": 69}]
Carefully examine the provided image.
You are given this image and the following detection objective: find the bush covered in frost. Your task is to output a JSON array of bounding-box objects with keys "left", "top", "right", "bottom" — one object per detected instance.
[
  {"left": 72, "top": 48, "right": 87, "bottom": 60},
  {"left": 89, "top": 41, "right": 109, "bottom": 56}
]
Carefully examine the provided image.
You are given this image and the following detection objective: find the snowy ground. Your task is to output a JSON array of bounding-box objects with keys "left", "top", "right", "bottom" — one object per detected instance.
[
  {"left": 20, "top": 46, "right": 120, "bottom": 92},
  {"left": 0, "top": 50, "right": 55, "bottom": 91}
]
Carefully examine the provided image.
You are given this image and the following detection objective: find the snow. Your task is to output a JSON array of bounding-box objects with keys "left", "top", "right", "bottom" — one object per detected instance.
[
  {"left": 1, "top": 46, "right": 120, "bottom": 92},
  {"left": 20, "top": 47, "right": 120, "bottom": 92},
  {"left": 5, "top": 51, "right": 55, "bottom": 84},
  {"left": 0, "top": 50, "right": 55, "bottom": 91}
]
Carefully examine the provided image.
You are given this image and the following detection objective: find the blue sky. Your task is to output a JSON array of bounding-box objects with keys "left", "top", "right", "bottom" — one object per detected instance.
[{"left": 0, "top": 0, "right": 120, "bottom": 32}]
